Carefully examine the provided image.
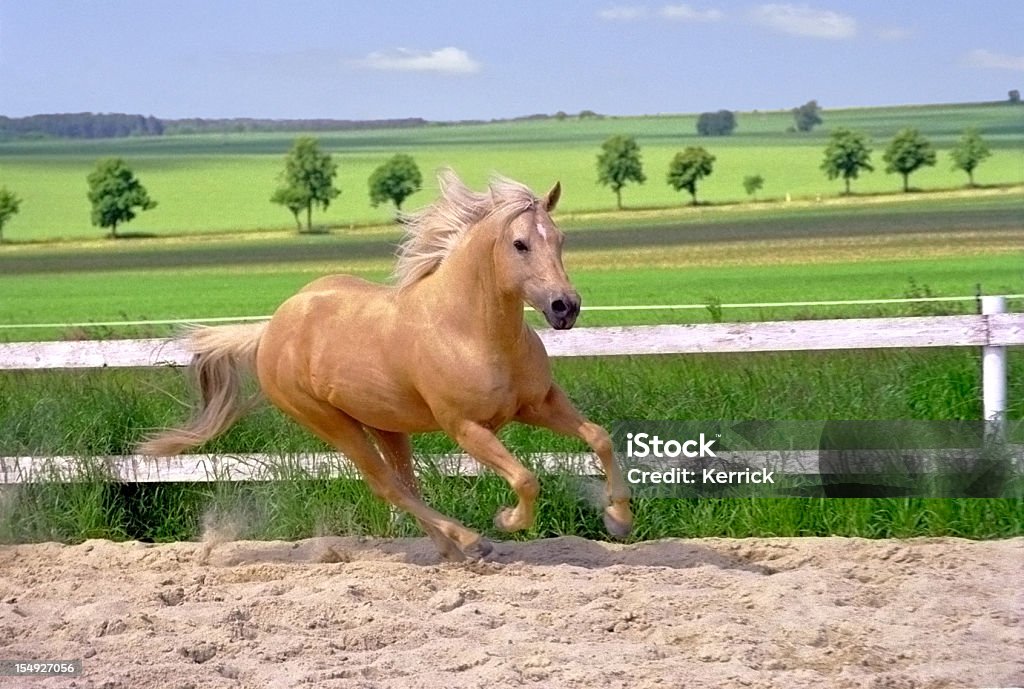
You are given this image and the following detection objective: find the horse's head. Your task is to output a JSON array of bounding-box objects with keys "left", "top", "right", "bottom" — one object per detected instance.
[{"left": 496, "top": 182, "right": 580, "bottom": 330}]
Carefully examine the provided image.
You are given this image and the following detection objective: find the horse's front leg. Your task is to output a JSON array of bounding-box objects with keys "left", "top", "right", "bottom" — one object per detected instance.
[
  {"left": 516, "top": 384, "right": 633, "bottom": 538},
  {"left": 446, "top": 419, "right": 540, "bottom": 532}
]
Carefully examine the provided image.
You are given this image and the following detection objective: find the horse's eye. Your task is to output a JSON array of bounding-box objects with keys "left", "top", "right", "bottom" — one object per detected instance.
[{"left": 513, "top": 239, "right": 529, "bottom": 253}]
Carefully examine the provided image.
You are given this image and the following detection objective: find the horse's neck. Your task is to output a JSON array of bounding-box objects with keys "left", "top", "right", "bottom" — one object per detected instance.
[{"left": 415, "top": 224, "right": 527, "bottom": 346}]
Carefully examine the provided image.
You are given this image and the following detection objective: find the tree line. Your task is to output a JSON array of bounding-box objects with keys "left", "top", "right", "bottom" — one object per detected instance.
[
  {"left": 595, "top": 127, "right": 994, "bottom": 209},
  {"left": 0, "top": 127, "right": 1000, "bottom": 242},
  {"left": 0, "top": 137, "right": 422, "bottom": 241},
  {"left": 5, "top": 94, "right": 1018, "bottom": 141},
  {"left": 695, "top": 100, "right": 823, "bottom": 136},
  {"left": 0, "top": 113, "right": 165, "bottom": 140},
  {"left": 0, "top": 111, "right": 611, "bottom": 141},
  {"left": 0, "top": 113, "right": 429, "bottom": 140}
]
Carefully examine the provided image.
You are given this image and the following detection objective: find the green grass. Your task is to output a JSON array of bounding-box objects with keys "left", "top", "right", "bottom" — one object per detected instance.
[
  {"left": 3, "top": 480, "right": 1020, "bottom": 544},
  {"left": 0, "top": 174, "right": 1020, "bottom": 545},
  {"left": 7, "top": 349, "right": 1020, "bottom": 458},
  {"left": 2, "top": 347, "right": 1021, "bottom": 544},
  {"left": 1, "top": 101, "right": 1021, "bottom": 241},
  {"left": 1, "top": 253, "right": 1021, "bottom": 340},
  {"left": 1, "top": 193, "right": 1021, "bottom": 339}
]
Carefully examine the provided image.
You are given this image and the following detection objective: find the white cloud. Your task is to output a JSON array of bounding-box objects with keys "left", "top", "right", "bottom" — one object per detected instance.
[
  {"left": 750, "top": 4, "right": 857, "bottom": 39},
  {"left": 600, "top": 4, "right": 723, "bottom": 22},
  {"left": 964, "top": 48, "right": 1024, "bottom": 72},
  {"left": 660, "top": 4, "right": 724, "bottom": 21},
  {"left": 598, "top": 6, "right": 648, "bottom": 21},
  {"left": 358, "top": 47, "right": 481, "bottom": 74}
]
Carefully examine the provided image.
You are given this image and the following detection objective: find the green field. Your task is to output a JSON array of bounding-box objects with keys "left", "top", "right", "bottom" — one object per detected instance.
[
  {"left": 1, "top": 102, "right": 1021, "bottom": 241},
  {"left": 1, "top": 103, "right": 1021, "bottom": 545},
  {"left": 1, "top": 193, "right": 1021, "bottom": 339},
  {"left": 3, "top": 347, "right": 1022, "bottom": 544}
]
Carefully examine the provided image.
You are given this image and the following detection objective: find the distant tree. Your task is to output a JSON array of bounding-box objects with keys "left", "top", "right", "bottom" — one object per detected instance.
[
  {"left": 597, "top": 135, "right": 646, "bottom": 210},
  {"left": 272, "top": 137, "right": 339, "bottom": 232},
  {"left": 368, "top": 154, "right": 423, "bottom": 215},
  {"left": 743, "top": 174, "right": 764, "bottom": 200},
  {"left": 86, "top": 158, "right": 157, "bottom": 238},
  {"left": 1010, "top": 90, "right": 1021, "bottom": 104},
  {"left": 579, "top": 110, "right": 602, "bottom": 119},
  {"left": 0, "top": 187, "right": 22, "bottom": 243},
  {"left": 696, "top": 110, "right": 736, "bottom": 136},
  {"left": 792, "top": 100, "right": 823, "bottom": 132},
  {"left": 883, "top": 128, "right": 936, "bottom": 192},
  {"left": 270, "top": 186, "right": 308, "bottom": 231},
  {"left": 949, "top": 128, "right": 992, "bottom": 187},
  {"left": 666, "top": 147, "right": 716, "bottom": 205},
  {"left": 820, "top": 128, "right": 873, "bottom": 194}
]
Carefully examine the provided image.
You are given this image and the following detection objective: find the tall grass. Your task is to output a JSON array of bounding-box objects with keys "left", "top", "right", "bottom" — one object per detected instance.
[{"left": 1, "top": 348, "right": 1020, "bottom": 544}]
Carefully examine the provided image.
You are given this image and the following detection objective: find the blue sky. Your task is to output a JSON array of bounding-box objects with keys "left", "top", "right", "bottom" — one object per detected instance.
[{"left": 1, "top": 1, "right": 1021, "bottom": 120}]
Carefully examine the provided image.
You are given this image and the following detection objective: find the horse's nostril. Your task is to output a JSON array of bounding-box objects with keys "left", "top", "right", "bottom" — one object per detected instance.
[{"left": 552, "top": 299, "right": 568, "bottom": 314}]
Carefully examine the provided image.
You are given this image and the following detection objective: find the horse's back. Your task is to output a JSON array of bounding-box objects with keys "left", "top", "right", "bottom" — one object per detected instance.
[
  {"left": 264, "top": 273, "right": 400, "bottom": 353},
  {"left": 257, "top": 273, "right": 438, "bottom": 431},
  {"left": 298, "top": 273, "right": 391, "bottom": 297}
]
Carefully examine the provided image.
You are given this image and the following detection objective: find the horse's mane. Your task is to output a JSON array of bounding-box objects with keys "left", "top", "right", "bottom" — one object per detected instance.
[{"left": 393, "top": 169, "right": 539, "bottom": 288}]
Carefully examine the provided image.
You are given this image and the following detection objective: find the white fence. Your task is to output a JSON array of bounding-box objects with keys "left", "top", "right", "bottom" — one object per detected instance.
[
  {"left": 1, "top": 297, "right": 1021, "bottom": 484},
  {"left": 3, "top": 293, "right": 1021, "bottom": 332}
]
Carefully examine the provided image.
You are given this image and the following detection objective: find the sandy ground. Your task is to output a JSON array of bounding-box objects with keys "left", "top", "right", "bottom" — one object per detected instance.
[{"left": 0, "top": 536, "right": 1020, "bottom": 689}]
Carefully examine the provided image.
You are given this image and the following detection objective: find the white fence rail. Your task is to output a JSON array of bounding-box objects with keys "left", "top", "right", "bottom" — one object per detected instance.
[
  {"left": 1, "top": 301, "right": 1021, "bottom": 484},
  {"left": 7, "top": 449, "right": 1022, "bottom": 485},
  {"left": 3, "top": 314, "right": 1022, "bottom": 369}
]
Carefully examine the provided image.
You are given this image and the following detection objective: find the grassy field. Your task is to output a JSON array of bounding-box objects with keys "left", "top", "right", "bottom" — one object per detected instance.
[
  {"left": 3, "top": 253, "right": 1023, "bottom": 339},
  {"left": 1, "top": 102, "right": 1021, "bottom": 241},
  {"left": 0, "top": 108, "right": 1021, "bottom": 544},
  {"left": 1, "top": 193, "right": 1021, "bottom": 339},
  {"left": 2, "top": 348, "right": 1022, "bottom": 544}
]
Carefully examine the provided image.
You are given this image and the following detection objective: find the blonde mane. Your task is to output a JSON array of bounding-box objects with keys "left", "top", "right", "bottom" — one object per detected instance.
[{"left": 393, "top": 169, "right": 539, "bottom": 288}]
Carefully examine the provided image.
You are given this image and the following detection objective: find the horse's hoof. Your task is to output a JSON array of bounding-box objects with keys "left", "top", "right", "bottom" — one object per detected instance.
[
  {"left": 433, "top": 537, "right": 466, "bottom": 562},
  {"left": 462, "top": 537, "right": 493, "bottom": 560},
  {"left": 603, "top": 505, "right": 633, "bottom": 539},
  {"left": 437, "top": 547, "right": 466, "bottom": 562},
  {"left": 493, "top": 507, "right": 529, "bottom": 532}
]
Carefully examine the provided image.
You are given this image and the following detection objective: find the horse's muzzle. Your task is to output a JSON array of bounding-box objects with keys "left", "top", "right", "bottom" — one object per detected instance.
[{"left": 545, "top": 295, "right": 580, "bottom": 330}]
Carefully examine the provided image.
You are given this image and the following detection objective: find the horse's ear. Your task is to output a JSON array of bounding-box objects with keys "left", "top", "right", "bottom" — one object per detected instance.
[{"left": 544, "top": 182, "right": 561, "bottom": 212}]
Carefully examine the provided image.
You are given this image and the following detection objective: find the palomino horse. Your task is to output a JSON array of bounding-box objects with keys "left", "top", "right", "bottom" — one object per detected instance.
[{"left": 139, "top": 170, "right": 633, "bottom": 560}]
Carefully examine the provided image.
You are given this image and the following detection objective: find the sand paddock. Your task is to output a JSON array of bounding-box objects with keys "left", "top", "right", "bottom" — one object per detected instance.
[{"left": 0, "top": 536, "right": 1020, "bottom": 688}]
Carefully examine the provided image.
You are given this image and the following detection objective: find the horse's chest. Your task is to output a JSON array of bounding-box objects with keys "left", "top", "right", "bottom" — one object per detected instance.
[
  {"left": 458, "top": 363, "right": 548, "bottom": 420},
  {"left": 413, "top": 335, "right": 552, "bottom": 426}
]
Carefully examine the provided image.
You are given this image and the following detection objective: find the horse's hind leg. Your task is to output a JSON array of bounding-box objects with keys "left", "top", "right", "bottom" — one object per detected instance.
[
  {"left": 368, "top": 429, "right": 419, "bottom": 495},
  {"left": 368, "top": 428, "right": 464, "bottom": 561},
  {"left": 271, "top": 393, "right": 491, "bottom": 560},
  {"left": 516, "top": 384, "right": 633, "bottom": 538}
]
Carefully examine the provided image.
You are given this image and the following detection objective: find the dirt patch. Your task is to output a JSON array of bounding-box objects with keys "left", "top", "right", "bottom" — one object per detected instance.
[{"left": 0, "top": 536, "right": 1020, "bottom": 688}]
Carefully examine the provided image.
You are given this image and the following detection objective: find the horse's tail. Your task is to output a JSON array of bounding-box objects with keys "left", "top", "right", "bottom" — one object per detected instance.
[{"left": 137, "top": 322, "right": 268, "bottom": 456}]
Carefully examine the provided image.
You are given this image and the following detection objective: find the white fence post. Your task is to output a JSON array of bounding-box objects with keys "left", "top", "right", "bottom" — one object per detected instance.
[{"left": 982, "top": 296, "right": 1007, "bottom": 439}]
